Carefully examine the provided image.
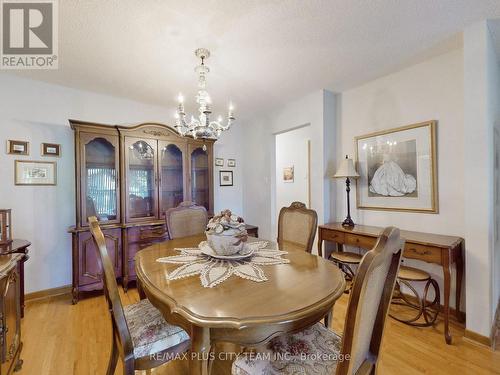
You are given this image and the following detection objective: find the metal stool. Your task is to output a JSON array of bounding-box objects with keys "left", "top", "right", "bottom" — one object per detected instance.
[
  {"left": 330, "top": 251, "right": 362, "bottom": 292},
  {"left": 390, "top": 265, "right": 440, "bottom": 327}
]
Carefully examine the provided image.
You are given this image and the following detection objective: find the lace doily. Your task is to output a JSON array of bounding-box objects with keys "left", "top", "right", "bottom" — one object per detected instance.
[{"left": 156, "top": 240, "right": 290, "bottom": 288}]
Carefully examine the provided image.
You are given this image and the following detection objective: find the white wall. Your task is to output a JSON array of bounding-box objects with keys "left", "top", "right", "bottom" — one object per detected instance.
[
  {"left": 213, "top": 124, "right": 244, "bottom": 215},
  {"left": 0, "top": 73, "right": 243, "bottom": 293},
  {"left": 486, "top": 19, "right": 500, "bottom": 326},
  {"left": 336, "top": 49, "right": 465, "bottom": 312},
  {"left": 463, "top": 21, "right": 497, "bottom": 337},
  {"left": 275, "top": 126, "right": 310, "bottom": 214},
  {"left": 242, "top": 90, "right": 336, "bottom": 245}
]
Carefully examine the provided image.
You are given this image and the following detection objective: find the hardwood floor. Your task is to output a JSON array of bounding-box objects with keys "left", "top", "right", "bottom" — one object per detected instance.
[{"left": 18, "top": 288, "right": 500, "bottom": 375}]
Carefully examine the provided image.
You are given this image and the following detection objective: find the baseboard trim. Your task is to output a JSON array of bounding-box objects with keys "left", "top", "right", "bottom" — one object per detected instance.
[
  {"left": 464, "top": 329, "right": 492, "bottom": 347},
  {"left": 26, "top": 285, "right": 72, "bottom": 302}
]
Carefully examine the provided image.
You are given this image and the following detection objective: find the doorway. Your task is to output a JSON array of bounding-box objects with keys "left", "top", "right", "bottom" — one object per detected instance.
[{"left": 275, "top": 125, "right": 311, "bottom": 220}]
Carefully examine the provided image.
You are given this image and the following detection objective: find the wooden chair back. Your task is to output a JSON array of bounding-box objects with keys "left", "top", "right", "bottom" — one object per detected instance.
[
  {"left": 165, "top": 201, "right": 208, "bottom": 239},
  {"left": 336, "top": 227, "right": 404, "bottom": 375},
  {"left": 277, "top": 202, "right": 318, "bottom": 252},
  {"left": 88, "top": 216, "right": 134, "bottom": 363}
]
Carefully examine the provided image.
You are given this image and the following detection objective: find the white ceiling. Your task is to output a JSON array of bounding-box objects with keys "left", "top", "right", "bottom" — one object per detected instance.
[{"left": 10, "top": 0, "right": 500, "bottom": 120}]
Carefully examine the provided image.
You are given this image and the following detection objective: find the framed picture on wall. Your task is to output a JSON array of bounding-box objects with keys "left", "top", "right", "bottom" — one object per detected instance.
[
  {"left": 215, "top": 158, "right": 224, "bottom": 166},
  {"left": 283, "top": 166, "right": 294, "bottom": 183},
  {"left": 355, "top": 120, "right": 438, "bottom": 213},
  {"left": 227, "top": 159, "right": 236, "bottom": 167},
  {"left": 6, "top": 140, "right": 29, "bottom": 155},
  {"left": 15, "top": 160, "right": 57, "bottom": 186},
  {"left": 219, "top": 170, "right": 233, "bottom": 186},
  {"left": 41, "top": 143, "right": 61, "bottom": 157}
]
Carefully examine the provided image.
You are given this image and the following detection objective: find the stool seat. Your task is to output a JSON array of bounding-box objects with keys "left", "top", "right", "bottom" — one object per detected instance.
[
  {"left": 398, "top": 265, "right": 431, "bottom": 281},
  {"left": 330, "top": 251, "right": 363, "bottom": 264}
]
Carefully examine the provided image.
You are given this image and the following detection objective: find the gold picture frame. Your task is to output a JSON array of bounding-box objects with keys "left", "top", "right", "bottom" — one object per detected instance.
[
  {"left": 41, "top": 143, "right": 61, "bottom": 157},
  {"left": 6, "top": 140, "right": 29, "bottom": 155},
  {"left": 14, "top": 160, "right": 57, "bottom": 186},
  {"left": 354, "top": 120, "right": 438, "bottom": 213}
]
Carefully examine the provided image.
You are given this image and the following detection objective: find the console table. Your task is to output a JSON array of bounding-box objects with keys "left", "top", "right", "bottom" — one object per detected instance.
[
  {"left": 318, "top": 223, "right": 464, "bottom": 344},
  {"left": 0, "top": 240, "right": 29, "bottom": 318}
]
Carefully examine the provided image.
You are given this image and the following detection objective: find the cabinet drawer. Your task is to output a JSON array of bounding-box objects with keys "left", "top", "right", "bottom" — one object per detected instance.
[
  {"left": 321, "top": 230, "right": 345, "bottom": 243},
  {"left": 345, "top": 234, "right": 377, "bottom": 249},
  {"left": 139, "top": 224, "right": 168, "bottom": 241},
  {"left": 127, "top": 224, "right": 168, "bottom": 243},
  {"left": 403, "top": 243, "right": 442, "bottom": 264}
]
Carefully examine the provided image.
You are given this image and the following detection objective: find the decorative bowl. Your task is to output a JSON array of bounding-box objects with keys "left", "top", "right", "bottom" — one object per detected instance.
[
  {"left": 206, "top": 229, "right": 247, "bottom": 256},
  {"left": 205, "top": 209, "right": 248, "bottom": 256}
]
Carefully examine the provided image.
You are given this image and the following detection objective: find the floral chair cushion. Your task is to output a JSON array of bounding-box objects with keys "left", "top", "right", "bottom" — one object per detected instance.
[
  {"left": 124, "top": 299, "right": 189, "bottom": 359},
  {"left": 232, "top": 323, "right": 343, "bottom": 375}
]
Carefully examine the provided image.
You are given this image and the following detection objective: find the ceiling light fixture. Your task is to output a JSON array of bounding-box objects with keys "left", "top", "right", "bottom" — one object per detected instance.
[{"left": 174, "top": 48, "right": 235, "bottom": 147}]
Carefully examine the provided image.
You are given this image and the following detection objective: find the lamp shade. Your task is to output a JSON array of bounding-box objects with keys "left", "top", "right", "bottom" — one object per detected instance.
[{"left": 333, "top": 156, "right": 359, "bottom": 179}]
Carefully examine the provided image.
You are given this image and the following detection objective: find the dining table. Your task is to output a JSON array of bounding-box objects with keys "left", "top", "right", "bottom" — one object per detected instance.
[{"left": 135, "top": 234, "right": 346, "bottom": 375}]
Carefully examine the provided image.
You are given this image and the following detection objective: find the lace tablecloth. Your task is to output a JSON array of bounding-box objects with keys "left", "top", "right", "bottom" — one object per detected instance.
[{"left": 156, "top": 240, "right": 290, "bottom": 288}]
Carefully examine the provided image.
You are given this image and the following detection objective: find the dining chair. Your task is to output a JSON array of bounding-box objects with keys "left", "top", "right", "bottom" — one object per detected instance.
[
  {"left": 165, "top": 201, "right": 208, "bottom": 239},
  {"left": 88, "top": 216, "right": 190, "bottom": 375},
  {"left": 232, "top": 226, "right": 404, "bottom": 375},
  {"left": 277, "top": 202, "right": 318, "bottom": 252}
]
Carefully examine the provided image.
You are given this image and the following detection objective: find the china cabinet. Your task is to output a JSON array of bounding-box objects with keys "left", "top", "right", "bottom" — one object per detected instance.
[
  {"left": 0, "top": 254, "right": 23, "bottom": 375},
  {"left": 69, "top": 120, "right": 214, "bottom": 302}
]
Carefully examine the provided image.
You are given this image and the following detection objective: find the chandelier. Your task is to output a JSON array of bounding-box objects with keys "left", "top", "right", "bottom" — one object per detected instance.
[{"left": 174, "top": 48, "right": 235, "bottom": 142}]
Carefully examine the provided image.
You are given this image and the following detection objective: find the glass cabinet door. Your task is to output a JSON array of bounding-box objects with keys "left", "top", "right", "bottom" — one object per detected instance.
[
  {"left": 189, "top": 145, "right": 210, "bottom": 211},
  {"left": 125, "top": 138, "right": 158, "bottom": 220},
  {"left": 81, "top": 134, "right": 119, "bottom": 225},
  {"left": 159, "top": 141, "right": 186, "bottom": 216}
]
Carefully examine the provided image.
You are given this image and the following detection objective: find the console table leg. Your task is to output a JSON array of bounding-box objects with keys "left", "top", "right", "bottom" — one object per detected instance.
[
  {"left": 443, "top": 252, "right": 452, "bottom": 344},
  {"left": 455, "top": 242, "right": 465, "bottom": 322}
]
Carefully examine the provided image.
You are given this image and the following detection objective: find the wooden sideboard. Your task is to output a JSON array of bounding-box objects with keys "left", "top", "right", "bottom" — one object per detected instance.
[
  {"left": 0, "top": 254, "right": 23, "bottom": 374},
  {"left": 245, "top": 224, "right": 259, "bottom": 238},
  {"left": 68, "top": 120, "right": 215, "bottom": 303},
  {"left": 318, "top": 222, "right": 464, "bottom": 345}
]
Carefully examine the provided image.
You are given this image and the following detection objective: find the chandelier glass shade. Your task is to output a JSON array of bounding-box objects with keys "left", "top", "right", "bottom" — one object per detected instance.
[{"left": 174, "top": 48, "right": 235, "bottom": 141}]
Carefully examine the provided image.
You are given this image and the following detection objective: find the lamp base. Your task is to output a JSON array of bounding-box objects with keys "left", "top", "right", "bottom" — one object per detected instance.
[{"left": 342, "top": 217, "right": 355, "bottom": 227}]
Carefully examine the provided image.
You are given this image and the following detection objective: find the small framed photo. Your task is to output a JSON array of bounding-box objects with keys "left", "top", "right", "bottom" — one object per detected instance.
[
  {"left": 219, "top": 170, "right": 233, "bottom": 186},
  {"left": 227, "top": 159, "right": 236, "bottom": 167},
  {"left": 7, "top": 140, "right": 29, "bottom": 155},
  {"left": 15, "top": 160, "right": 57, "bottom": 186},
  {"left": 215, "top": 158, "right": 224, "bottom": 167},
  {"left": 283, "top": 166, "right": 294, "bottom": 183},
  {"left": 41, "top": 143, "right": 61, "bottom": 157}
]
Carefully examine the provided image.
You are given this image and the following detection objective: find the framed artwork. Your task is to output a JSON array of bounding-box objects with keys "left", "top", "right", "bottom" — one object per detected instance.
[
  {"left": 219, "top": 170, "right": 233, "bottom": 186},
  {"left": 215, "top": 158, "right": 224, "bottom": 167},
  {"left": 355, "top": 120, "right": 437, "bottom": 213},
  {"left": 227, "top": 159, "right": 236, "bottom": 167},
  {"left": 283, "top": 166, "right": 294, "bottom": 183},
  {"left": 41, "top": 143, "right": 61, "bottom": 157},
  {"left": 6, "top": 140, "right": 29, "bottom": 155},
  {"left": 15, "top": 160, "right": 57, "bottom": 186}
]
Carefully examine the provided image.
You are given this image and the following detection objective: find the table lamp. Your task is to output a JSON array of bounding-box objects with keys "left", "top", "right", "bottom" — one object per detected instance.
[{"left": 334, "top": 155, "right": 360, "bottom": 227}]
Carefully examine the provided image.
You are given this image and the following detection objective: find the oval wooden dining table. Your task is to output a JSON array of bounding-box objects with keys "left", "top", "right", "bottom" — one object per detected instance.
[{"left": 135, "top": 234, "right": 346, "bottom": 375}]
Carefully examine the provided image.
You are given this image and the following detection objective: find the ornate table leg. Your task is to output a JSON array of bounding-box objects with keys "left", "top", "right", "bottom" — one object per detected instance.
[
  {"left": 190, "top": 326, "right": 211, "bottom": 375},
  {"left": 443, "top": 251, "right": 452, "bottom": 344},
  {"left": 455, "top": 241, "right": 465, "bottom": 322},
  {"left": 324, "top": 305, "right": 335, "bottom": 328}
]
